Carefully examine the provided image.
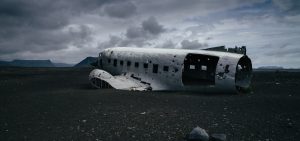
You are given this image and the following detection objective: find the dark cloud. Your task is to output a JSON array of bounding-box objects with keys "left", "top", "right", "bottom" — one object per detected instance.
[
  {"left": 206, "top": 37, "right": 213, "bottom": 40},
  {"left": 99, "top": 35, "right": 123, "bottom": 48},
  {"left": 273, "top": 0, "right": 300, "bottom": 15},
  {"left": 264, "top": 43, "right": 300, "bottom": 57},
  {"left": 185, "top": 24, "right": 215, "bottom": 35},
  {"left": 126, "top": 16, "right": 165, "bottom": 39},
  {"left": 98, "top": 35, "right": 151, "bottom": 49},
  {"left": 0, "top": 0, "right": 67, "bottom": 30},
  {"left": 99, "top": 16, "right": 165, "bottom": 48},
  {"left": 0, "top": 0, "right": 109, "bottom": 55},
  {"left": 265, "top": 47, "right": 300, "bottom": 57},
  {"left": 103, "top": 1, "right": 137, "bottom": 18},
  {"left": 142, "top": 16, "right": 165, "bottom": 35},
  {"left": 126, "top": 27, "right": 146, "bottom": 39},
  {"left": 155, "top": 40, "right": 176, "bottom": 48},
  {"left": 135, "top": 0, "right": 266, "bottom": 21},
  {"left": 0, "top": 24, "right": 93, "bottom": 54},
  {"left": 68, "top": 25, "right": 93, "bottom": 48},
  {"left": 0, "top": 0, "right": 116, "bottom": 29},
  {"left": 181, "top": 40, "right": 208, "bottom": 49}
]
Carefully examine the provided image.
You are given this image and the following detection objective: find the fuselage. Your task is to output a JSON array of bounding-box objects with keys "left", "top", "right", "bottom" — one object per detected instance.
[{"left": 90, "top": 47, "right": 252, "bottom": 93}]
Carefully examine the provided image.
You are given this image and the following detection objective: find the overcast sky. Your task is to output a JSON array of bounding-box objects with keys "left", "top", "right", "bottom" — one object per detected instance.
[{"left": 0, "top": 0, "right": 299, "bottom": 67}]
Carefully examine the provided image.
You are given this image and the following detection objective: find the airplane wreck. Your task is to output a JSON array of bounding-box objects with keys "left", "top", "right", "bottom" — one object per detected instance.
[{"left": 89, "top": 46, "right": 252, "bottom": 93}]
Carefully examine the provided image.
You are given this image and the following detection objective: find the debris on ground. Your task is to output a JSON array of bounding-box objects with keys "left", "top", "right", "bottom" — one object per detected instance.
[
  {"left": 185, "top": 127, "right": 226, "bottom": 141},
  {"left": 186, "top": 126, "right": 209, "bottom": 141},
  {"left": 210, "top": 133, "right": 226, "bottom": 141}
]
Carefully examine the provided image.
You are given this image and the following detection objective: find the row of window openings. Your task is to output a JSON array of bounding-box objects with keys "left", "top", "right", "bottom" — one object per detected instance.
[{"left": 108, "top": 59, "right": 169, "bottom": 73}]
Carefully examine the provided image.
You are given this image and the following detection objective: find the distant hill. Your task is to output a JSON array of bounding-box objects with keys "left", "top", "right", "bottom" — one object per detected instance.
[
  {"left": 257, "top": 66, "right": 284, "bottom": 70},
  {"left": 53, "top": 63, "right": 73, "bottom": 67},
  {"left": 255, "top": 66, "right": 300, "bottom": 72},
  {"left": 0, "top": 61, "right": 11, "bottom": 67},
  {"left": 74, "top": 57, "right": 97, "bottom": 67},
  {"left": 0, "top": 60, "right": 73, "bottom": 67},
  {"left": 10, "top": 60, "right": 55, "bottom": 67}
]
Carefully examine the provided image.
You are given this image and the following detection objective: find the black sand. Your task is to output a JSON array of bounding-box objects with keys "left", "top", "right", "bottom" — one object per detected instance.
[{"left": 0, "top": 68, "right": 299, "bottom": 141}]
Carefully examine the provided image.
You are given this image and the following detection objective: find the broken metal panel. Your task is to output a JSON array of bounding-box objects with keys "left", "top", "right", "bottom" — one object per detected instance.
[
  {"left": 204, "top": 46, "right": 247, "bottom": 55},
  {"left": 89, "top": 69, "right": 151, "bottom": 91},
  {"left": 214, "top": 55, "right": 241, "bottom": 92}
]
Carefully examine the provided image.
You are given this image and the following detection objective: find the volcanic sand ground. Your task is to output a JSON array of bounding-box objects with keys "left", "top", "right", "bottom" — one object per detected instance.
[{"left": 0, "top": 68, "right": 299, "bottom": 141}]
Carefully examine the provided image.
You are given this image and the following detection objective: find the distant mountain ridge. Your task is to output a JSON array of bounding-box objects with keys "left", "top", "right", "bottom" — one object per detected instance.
[
  {"left": 53, "top": 63, "right": 73, "bottom": 67},
  {"left": 10, "top": 60, "right": 55, "bottom": 67},
  {"left": 0, "top": 57, "right": 97, "bottom": 68},
  {"left": 257, "top": 66, "right": 284, "bottom": 69},
  {"left": 0, "top": 61, "right": 11, "bottom": 66},
  {"left": 0, "top": 60, "right": 73, "bottom": 67},
  {"left": 74, "top": 57, "right": 97, "bottom": 67}
]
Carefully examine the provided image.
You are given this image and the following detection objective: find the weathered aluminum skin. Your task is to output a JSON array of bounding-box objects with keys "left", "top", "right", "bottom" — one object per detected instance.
[{"left": 89, "top": 47, "right": 252, "bottom": 93}]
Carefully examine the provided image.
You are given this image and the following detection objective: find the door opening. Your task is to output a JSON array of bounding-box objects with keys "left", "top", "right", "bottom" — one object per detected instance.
[{"left": 182, "top": 53, "right": 219, "bottom": 85}]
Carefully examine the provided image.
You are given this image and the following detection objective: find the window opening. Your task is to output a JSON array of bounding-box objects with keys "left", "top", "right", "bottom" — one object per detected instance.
[
  {"left": 135, "top": 62, "right": 139, "bottom": 68},
  {"left": 113, "top": 59, "right": 117, "bottom": 67},
  {"left": 127, "top": 61, "right": 131, "bottom": 66},
  {"left": 153, "top": 64, "right": 158, "bottom": 73},
  {"left": 144, "top": 63, "right": 148, "bottom": 68},
  {"left": 163, "top": 66, "right": 169, "bottom": 72}
]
